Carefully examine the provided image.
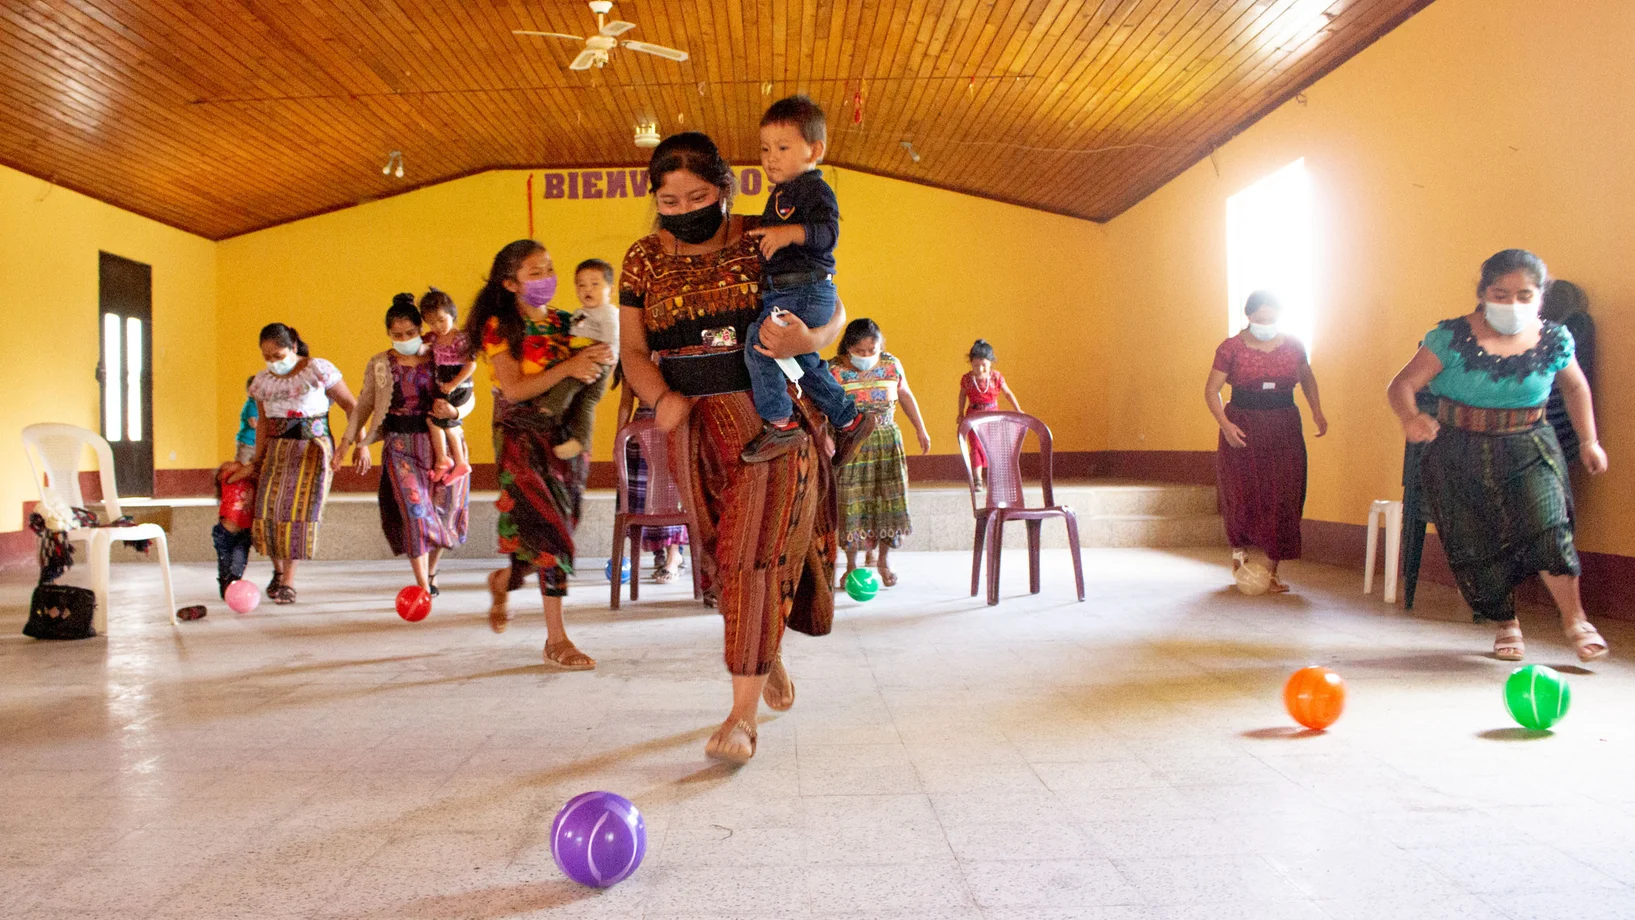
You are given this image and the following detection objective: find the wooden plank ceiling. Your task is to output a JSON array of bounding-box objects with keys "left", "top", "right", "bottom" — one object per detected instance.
[{"left": 0, "top": 0, "right": 1435, "bottom": 240}]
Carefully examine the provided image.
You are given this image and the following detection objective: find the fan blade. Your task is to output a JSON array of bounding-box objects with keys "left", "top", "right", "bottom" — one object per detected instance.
[
  {"left": 569, "top": 48, "right": 602, "bottom": 71},
  {"left": 621, "top": 41, "right": 689, "bottom": 62},
  {"left": 600, "top": 20, "right": 637, "bottom": 37},
  {"left": 512, "top": 30, "right": 585, "bottom": 41}
]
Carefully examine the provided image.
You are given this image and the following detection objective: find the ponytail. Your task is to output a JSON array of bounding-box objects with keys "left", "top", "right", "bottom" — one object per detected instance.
[{"left": 260, "top": 322, "right": 309, "bottom": 357}]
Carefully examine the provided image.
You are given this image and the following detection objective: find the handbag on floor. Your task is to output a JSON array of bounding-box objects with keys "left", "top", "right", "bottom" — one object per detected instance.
[{"left": 24, "top": 583, "right": 97, "bottom": 640}]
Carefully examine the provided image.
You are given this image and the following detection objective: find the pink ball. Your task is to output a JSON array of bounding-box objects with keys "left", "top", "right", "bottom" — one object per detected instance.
[{"left": 225, "top": 579, "right": 261, "bottom": 614}]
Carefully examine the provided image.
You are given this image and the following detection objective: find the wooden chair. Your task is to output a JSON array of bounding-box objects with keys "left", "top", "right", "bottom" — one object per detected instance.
[
  {"left": 610, "top": 419, "right": 702, "bottom": 608},
  {"left": 957, "top": 411, "right": 1085, "bottom": 606}
]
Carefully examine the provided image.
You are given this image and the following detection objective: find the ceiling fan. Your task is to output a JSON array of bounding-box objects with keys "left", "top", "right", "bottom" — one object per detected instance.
[{"left": 513, "top": 1, "right": 689, "bottom": 71}]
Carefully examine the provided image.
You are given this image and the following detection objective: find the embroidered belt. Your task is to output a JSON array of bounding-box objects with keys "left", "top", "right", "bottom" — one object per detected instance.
[
  {"left": 1229, "top": 387, "right": 1295, "bottom": 410},
  {"left": 269, "top": 417, "right": 329, "bottom": 439},
  {"left": 656, "top": 347, "right": 753, "bottom": 397},
  {"left": 1436, "top": 399, "right": 1544, "bottom": 434}
]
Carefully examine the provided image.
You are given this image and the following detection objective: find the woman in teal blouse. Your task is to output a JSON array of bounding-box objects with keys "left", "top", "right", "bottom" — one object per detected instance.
[{"left": 1388, "top": 250, "right": 1608, "bottom": 662}]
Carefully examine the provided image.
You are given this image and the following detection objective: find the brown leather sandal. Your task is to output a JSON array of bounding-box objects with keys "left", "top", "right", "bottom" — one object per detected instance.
[
  {"left": 486, "top": 569, "right": 511, "bottom": 634},
  {"left": 763, "top": 657, "right": 795, "bottom": 712},
  {"left": 544, "top": 639, "right": 596, "bottom": 671},
  {"left": 705, "top": 718, "right": 757, "bottom": 764}
]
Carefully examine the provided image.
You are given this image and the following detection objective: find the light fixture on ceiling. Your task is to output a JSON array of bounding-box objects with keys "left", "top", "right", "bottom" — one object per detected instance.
[
  {"left": 634, "top": 119, "right": 661, "bottom": 149},
  {"left": 382, "top": 150, "right": 404, "bottom": 178},
  {"left": 900, "top": 140, "right": 921, "bottom": 164}
]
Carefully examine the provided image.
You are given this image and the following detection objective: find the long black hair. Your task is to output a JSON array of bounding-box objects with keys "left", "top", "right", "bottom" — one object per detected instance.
[
  {"left": 462, "top": 240, "right": 546, "bottom": 360},
  {"left": 837, "top": 318, "right": 882, "bottom": 358},
  {"left": 259, "top": 322, "right": 308, "bottom": 357},
  {"left": 386, "top": 292, "right": 421, "bottom": 329},
  {"left": 648, "top": 131, "right": 736, "bottom": 218}
]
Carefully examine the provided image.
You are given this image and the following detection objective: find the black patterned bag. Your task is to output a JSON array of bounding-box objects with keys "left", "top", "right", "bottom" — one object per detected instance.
[{"left": 24, "top": 583, "right": 97, "bottom": 640}]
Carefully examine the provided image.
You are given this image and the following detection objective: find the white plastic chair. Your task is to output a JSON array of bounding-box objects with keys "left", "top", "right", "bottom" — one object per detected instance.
[
  {"left": 1364, "top": 499, "right": 1402, "bottom": 604},
  {"left": 21, "top": 423, "right": 176, "bottom": 632}
]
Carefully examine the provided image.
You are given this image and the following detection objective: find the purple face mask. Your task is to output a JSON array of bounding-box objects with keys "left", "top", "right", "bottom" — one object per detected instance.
[{"left": 521, "top": 276, "right": 557, "bottom": 308}]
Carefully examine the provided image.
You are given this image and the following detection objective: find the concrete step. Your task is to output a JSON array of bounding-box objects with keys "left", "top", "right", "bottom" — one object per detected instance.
[{"left": 101, "top": 481, "right": 1225, "bottom": 564}]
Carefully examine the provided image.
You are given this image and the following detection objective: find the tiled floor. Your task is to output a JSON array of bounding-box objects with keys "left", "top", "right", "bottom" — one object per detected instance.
[{"left": 2, "top": 548, "right": 1631, "bottom": 920}]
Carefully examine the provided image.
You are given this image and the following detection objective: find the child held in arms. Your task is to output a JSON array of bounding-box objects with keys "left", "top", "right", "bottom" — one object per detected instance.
[
  {"left": 740, "top": 94, "right": 874, "bottom": 465},
  {"left": 420, "top": 288, "right": 476, "bottom": 482},
  {"left": 533, "top": 259, "right": 620, "bottom": 460}
]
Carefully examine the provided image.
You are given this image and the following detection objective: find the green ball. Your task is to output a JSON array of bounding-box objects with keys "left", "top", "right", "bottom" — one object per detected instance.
[
  {"left": 1504, "top": 664, "right": 1571, "bottom": 730},
  {"left": 844, "top": 568, "right": 880, "bottom": 601}
]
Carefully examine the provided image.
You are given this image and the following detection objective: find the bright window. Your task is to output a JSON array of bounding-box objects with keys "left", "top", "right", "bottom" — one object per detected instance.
[
  {"left": 103, "top": 312, "right": 122, "bottom": 442},
  {"left": 1226, "top": 158, "right": 1315, "bottom": 352}
]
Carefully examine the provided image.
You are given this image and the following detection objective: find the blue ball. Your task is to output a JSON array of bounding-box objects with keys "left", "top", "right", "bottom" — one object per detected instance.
[
  {"left": 605, "top": 558, "right": 630, "bottom": 584},
  {"left": 551, "top": 791, "right": 647, "bottom": 888}
]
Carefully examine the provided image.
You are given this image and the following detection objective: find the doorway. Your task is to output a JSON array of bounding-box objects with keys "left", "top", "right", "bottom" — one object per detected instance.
[{"left": 98, "top": 252, "right": 154, "bottom": 497}]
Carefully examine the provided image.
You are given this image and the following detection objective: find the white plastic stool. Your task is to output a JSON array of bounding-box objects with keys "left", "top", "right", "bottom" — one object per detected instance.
[{"left": 1364, "top": 499, "right": 1403, "bottom": 604}]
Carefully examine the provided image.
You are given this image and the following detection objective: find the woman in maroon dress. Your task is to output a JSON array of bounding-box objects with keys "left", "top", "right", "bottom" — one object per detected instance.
[{"left": 1204, "top": 292, "right": 1328, "bottom": 592}]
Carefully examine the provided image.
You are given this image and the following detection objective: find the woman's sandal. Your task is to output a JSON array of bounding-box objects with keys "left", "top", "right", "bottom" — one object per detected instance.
[
  {"left": 426, "top": 570, "right": 440, "bottom": 598},
  {"left": 763, "top": 657, "right": 795, "bottom": 712},
  {"left": 837, "top": 566, "right": 857, "bottom": 591},
  {"left": 705, "top": 718, "right": 757, "bottom": 764},
  {"left": 1565, "top": 621, "right": 1610, "bottom": 662},
  {"left": 1231, "top": 549, "right": 1247, "bottom": 573},
  {"left": 544, "top": 639, "right": 596, "bottom": 671},
  {"left": 486, "top": 569, "right": 511, "bottom": 634},
  {"left": 877, "top": 566, "right": 898, "bottom": 588},
  {"left": 270, "top": 583, "right": 297, "bottom": 605},
  {"left": 1268, "top": 575, "right": 1291, "bottom": 594},
  {"left": 1494, "top": 623, "right": 1526, "bottom": 661},
  {"left": 653, "top": 565, "right": 676, "bottom": 585}
]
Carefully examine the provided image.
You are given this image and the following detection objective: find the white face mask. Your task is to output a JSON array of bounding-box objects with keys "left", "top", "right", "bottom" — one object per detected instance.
[
  {"left": 1483, "top": 301, "right": 1538, "bottom": 336},
  {"left": 850, "top": 353, "right": 880, "bottom": 371},
  {"left": 1247, "top": 322, "right": 1278, "bottom": 342},
  {"left": 391, "top": 336, "right": 423, "bottom": 357},
  {"left": 267, "top": 354, "right": 298, "bottom": 375}
]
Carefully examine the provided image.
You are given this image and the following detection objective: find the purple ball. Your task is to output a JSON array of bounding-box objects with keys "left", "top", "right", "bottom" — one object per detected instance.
[{"left": 550, "top": 791, "right": 647, "bottom": 888}]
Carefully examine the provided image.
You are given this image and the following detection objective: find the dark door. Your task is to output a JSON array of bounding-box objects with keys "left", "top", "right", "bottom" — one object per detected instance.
[{"left": 98, "top": 252, "right": 154, "bottom": 497}]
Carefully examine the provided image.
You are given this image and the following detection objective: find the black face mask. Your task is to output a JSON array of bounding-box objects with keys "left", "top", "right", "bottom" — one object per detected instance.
[{"left": 659, "top": 200, "right": 725, "bottom": 244}]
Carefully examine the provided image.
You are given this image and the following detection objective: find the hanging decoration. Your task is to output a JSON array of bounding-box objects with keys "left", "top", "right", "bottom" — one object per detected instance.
[
  {"left": 526, "top": 174, "right": 535, "bottom": 237},
  {"left": 852, "top": 86, "right": 864, "bottom": 125}
]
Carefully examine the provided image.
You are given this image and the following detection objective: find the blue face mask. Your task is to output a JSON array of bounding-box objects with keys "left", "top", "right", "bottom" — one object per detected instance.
[
  {"left": 851, "top": 354, "right": 880, "bottom": 371},
  {"left": 1247, "top": 322, "right": 1278, "bottom": 342},
  {"left": 392, "top": 336, "right": 423, "bottom": 357},
  {"left": 267, "top": 354, "right": 298, "bottom": 375}
]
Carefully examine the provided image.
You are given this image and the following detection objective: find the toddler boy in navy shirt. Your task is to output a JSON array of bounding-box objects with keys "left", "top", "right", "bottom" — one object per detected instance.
[{"left": 742, "top": 95, "right": 873, "bottom": 464}]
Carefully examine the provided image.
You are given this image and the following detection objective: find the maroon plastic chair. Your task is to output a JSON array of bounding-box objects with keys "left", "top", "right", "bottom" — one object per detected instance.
[
  {"left": 957, "top": 411, "right": 1085, "bottom": 606},
  {"left": 612, "top": 419, "right": 703, "bottom": 608}
]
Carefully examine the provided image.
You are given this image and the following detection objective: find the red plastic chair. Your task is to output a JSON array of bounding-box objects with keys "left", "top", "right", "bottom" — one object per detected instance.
[
  {"left": 957, "top": 411, "right": 1085, "bottom": 606},
  {"left": 611, "top": 419, "right": 703, "bottom": 608}
]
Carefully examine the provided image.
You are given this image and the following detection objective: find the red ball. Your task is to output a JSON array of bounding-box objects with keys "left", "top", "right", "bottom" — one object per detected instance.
[
  {"left": 396, "top": 585, "right": 432, "bottom": 622},
  {"left": 1284, "top": 666, "right": 1345, "bottom": 731}
]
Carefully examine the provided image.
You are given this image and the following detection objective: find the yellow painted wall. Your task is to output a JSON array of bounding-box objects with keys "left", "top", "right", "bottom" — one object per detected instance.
[
  {"left": 1101, "top": 0, "right": 1635, "bottom": 557},
  {"left": 0, "top": 164, "right": 218, "bottom": 530},
  {"left": 215, "top": 166, "right": 1109, "bottom": 467}
]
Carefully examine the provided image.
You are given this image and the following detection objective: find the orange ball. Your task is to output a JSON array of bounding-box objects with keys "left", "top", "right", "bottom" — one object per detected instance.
[{"left": 1283, "top": 666, "right": 1345, "bottom": 730}]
